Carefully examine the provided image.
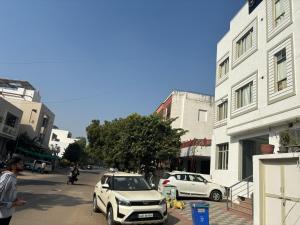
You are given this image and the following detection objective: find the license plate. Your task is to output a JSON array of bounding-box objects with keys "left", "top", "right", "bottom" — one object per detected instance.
[{"left": 138, "top": 213, "right": 153, "bottom": 218}]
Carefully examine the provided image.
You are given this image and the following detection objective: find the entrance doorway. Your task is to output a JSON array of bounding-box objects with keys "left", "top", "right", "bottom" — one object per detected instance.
[{"left": 242, "top": 135, "right": 269, "bottom": 179}]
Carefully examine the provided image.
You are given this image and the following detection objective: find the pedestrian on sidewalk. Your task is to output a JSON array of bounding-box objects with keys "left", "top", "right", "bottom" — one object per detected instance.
[{"left": 0, "top": 156, "right": 26, "bottom": 225}]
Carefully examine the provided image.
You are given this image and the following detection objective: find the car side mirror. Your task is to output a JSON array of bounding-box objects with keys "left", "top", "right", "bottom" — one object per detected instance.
[
  {"left": 102, "top": 183, "right": 109, "bottom": 189},
  {"left": 151, "top": 183, "right": 156, "bottom": 189},
  {"left": 204, "top": 180, "right": 208, "bottom": 184}
]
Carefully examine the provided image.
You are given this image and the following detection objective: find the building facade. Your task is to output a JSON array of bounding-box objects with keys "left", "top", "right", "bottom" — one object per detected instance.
[
  {"left": 0, "top": 98, "right": 23, "bottom": 160},
  {"left": 0, "top": 78, "right": 55, "bottom": 148},
  {"left": 211, "top": 0, "right": 300, "bottom": 187},
  {"left": 49, "top": 128, "right": 79, "bottom": 157},
  {"left": 156, "top": 91, "right": 214, "bottom": 173}
]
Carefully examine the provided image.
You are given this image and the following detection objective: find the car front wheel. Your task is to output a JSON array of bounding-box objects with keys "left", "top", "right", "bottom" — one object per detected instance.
[
  {"left": 93, "top": 195, "right": 100, "bottom": 213},
  {"left": 210, "top": 190, "right": 222, "bottom": 202},
  {"left": 107, "top": 207, "right": 116, "bottom": 225}
]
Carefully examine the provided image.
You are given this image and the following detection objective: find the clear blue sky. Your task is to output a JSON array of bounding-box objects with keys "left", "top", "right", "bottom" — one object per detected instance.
[{"left": 0, "top": 0, "right": 245, "bottom": 137}]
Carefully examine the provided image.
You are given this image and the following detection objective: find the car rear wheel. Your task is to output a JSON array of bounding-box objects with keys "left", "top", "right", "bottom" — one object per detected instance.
[
  {"left": 210, "top": 190, "right": 222, "bottom": 202},
  {"left": 107, "top": 207, "right": 116, "bottom": 225},
  {"left": 93, "top": 195, "right": 100, "bottom": 213}
]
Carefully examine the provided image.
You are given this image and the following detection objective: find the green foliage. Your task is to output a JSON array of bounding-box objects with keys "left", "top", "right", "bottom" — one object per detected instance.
[
  {"left": 63, "top": 142, "right": 84, "bottom": 163},
  {"left": 279, "top": 130, "right": 297, "bottom": 146},
  {"left": 86, "top": 113, "right": 185, "bottom": 171}
]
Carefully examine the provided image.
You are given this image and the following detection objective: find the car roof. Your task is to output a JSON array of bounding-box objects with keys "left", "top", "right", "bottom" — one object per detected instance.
[
  {"left": 167, "top": 171, "right": 203, "bottom": 175},
  {"left": 103, "top": 172, "right": 143, "bottom": 177}
]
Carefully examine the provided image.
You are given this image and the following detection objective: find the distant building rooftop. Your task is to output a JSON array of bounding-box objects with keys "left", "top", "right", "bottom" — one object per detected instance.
[{"left": 0, "top": 78, "right": 36, "bottom": 90}]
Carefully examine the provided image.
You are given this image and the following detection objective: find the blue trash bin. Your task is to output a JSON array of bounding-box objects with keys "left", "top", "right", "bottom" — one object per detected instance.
[{"left": 190, "top": 201, "right": 209, "bottom": 225}]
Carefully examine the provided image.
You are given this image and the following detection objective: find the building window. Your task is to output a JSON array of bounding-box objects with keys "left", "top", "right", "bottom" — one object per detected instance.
[
  {"left": 236, "top": 28, "right": 253, "bottom": 59},
  {"left": 166, "top": 105, "right": 171, "bottom": 119},
  {"left": 217, "top": 101, "right": 228, "bottom": 121},
  {"left": 217, "top": 143, "right": 228, "bottom": 170},
  {"left": 51, "top": 133, "right": 60, "bottom": 142},
  {"left": 5, "top": 113, "right": 18, "bottom": 128},
  {"left": 218, "top": 58, "right": 229, "bottom": 79},
  {"left": 275, "top": 49, "right": 287, "bottom": 91},
  {"left": 236, "top": 82, "right": 253, "bottom": 109},
  {"left": 274, "top": 0, "right": 285, "bottom": 25},
  {"left": 42, "top": 115, "right": 49, "bottom": 128},
  {"left": 198, "top": 110, "right": 207, "bottom": 122}
]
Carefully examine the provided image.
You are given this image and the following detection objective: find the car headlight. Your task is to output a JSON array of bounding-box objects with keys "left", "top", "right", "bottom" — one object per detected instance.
[
  {"left": 115, "top": 197, "right": 131, "bottom": 206},
  {"left": 159, "top": 198, "right": 166, "bottom": 205}
]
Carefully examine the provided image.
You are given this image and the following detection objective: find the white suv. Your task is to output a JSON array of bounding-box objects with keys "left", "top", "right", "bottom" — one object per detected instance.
[
  {"left": 158, "top": 171, "right": 226, "bottom": 202},
  {"left": 93, "top": 172, "right": 168, "bottom": 225}
]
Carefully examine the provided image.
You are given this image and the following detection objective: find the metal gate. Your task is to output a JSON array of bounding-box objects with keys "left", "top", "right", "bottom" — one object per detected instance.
[{"left": 261, "top": 158, "right": 300, "bottom": 225}]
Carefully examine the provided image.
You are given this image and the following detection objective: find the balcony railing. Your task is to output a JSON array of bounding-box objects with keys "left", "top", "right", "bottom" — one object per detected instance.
[{"left": 2, "top": 125, "right": 17, "bottom": 137}]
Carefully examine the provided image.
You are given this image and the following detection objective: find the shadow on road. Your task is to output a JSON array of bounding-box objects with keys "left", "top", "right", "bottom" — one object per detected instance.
[
  {"left": 16, "top": 192, "right": 91, "bottom": 212},
  {"left": 18, "top": 179, "right": 64, "bottom": 186},
  {"left": 167, "top": 214, "right": 180, "bottom": 225},
  {"left": 79, "top": 170, "right": 102, "bottom": 175}
]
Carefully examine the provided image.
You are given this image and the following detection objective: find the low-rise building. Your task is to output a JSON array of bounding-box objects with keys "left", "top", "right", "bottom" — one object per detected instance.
[
  {"left": 211, "top": 0, "right": 300, "bottom": 188},
  {"left": 156, "top": 90, "right": 214, "bottom": 173},
  {"left": 49, "top": 128, "right": 79, "bottom": 157},
  {"left": 0, "top": 97, "right": 23, "bottom": 159},
  {"left": 0, "top": 78, "right": 55, "bottom": 148}
]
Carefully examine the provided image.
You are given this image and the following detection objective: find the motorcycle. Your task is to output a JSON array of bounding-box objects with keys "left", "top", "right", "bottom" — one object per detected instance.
[{"left": 67, "top": 174, "right": 78, "bottom": 185}]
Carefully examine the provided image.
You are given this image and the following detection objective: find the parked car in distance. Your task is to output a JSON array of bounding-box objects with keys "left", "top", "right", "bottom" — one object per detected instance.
[
  {"left": 109, "top": 167, "right": 118, "bottom": 172},
  {"left": 33, "top": 160, "right": 52, "bottom": 173},
  {"left": 87, "top": 165, "right": 93, "bottom": 170},
  {"left": 93, "top": 172, "right": 168, "bottom": 225},
  {"left": 24, "top": 162, "right": 33, "bottom": 170},
  {"left": 158, "top": 171, "right": 226, "bottom": 202}
]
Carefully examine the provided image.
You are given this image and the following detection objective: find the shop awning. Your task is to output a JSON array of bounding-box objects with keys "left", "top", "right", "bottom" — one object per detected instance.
[{"left": 17, "top": 147, "right": 58, "bottom": 160}]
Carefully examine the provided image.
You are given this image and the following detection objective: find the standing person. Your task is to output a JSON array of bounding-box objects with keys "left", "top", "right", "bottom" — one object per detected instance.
[
  {"left": 41, "top": 161, "right": 46, "bottom": 174},
  {"left": 31, "top": 160, "right": 37, "bottom": 173},
  {"left": 0, "top": 156, "right": 26, "bottom": 225}
]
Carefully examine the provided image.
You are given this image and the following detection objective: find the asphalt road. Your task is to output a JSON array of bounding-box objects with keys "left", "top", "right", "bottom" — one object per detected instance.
[
  {"left": 11, "top": 169, "right": 184, "bottom": 225},
  {"left": 11, "top": 169, "right": 107, "bottom": 225}
]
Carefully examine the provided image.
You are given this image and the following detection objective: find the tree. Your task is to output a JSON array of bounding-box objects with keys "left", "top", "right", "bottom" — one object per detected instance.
[
  {"left": 86, "top": 113, "right": 185, "bottom": 172},
  {"left": 63, "top": 142, "right": 84, "bottom": 163}
]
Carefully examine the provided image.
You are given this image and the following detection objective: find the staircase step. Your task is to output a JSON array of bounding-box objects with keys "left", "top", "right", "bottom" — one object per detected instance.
[
  {"left": 239, "top": 201, "right": 253, "bottom": 210},
  {"left": 242, "top": 197, "right": 253, "bottom": 204},
  {"left": 228, "top": 207, "right": 253, "bottom": 220},
  {"left": 231, "top": 203, "right": 253, "bottom": 216}
]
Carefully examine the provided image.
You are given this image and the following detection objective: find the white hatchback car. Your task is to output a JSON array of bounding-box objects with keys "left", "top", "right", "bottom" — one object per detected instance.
[
  {"left": 158, "top": 171, "right": 226, "bottom": 202},
  {"left": 93, "top": 172, "right": 168, "bottom": 225}
]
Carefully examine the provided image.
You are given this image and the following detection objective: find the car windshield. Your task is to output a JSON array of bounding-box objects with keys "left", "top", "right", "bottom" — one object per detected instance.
[{"left": 113, "top": 176, "right": 151, "bottom": 191}]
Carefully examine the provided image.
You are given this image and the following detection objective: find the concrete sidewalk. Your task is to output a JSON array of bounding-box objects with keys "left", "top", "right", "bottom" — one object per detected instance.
[{"left": 168, "top": 200, "right": 253, "bottom": 225}]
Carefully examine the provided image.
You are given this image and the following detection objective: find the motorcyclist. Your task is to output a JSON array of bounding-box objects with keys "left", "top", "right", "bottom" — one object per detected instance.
[{"left": 67, "top": 164, "right": 80, "bottom": 184}]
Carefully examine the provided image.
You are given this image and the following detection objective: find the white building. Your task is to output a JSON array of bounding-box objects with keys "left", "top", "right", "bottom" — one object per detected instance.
[
  {"left": 211, "top": 0, "right": 300, "bottom": 188},
  {"left": 156, "top": 90, "right": 214, "bottom": 173},
  {"left": 0, "top": 78, "right": 41, "bottom": 102},
  {"left": 49, "top": 128, "right": 79, "bottom": 157}
]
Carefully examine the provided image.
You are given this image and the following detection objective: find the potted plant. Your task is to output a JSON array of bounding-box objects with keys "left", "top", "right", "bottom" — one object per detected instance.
[
  {"left": 260, "top": 144, "right": 275, "bottom": 154},
  {"left": 279, "top": 130, "right": 298, "bottom": 153},
  {"left": 279, "top": 130, "right": 290, "bottom": 153}
]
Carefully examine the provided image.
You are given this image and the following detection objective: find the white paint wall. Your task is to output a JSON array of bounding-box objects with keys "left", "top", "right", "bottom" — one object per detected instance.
[
  {"left": 0, "top": 87, "right": 41, "bottom": 102},
  {"left": 211, "top": 0, "right": 300, "bottom": 187},
  {"left": 49, "top": 129, "right": 79, "bottom": 157},
  {"left": 170, "top": 91, "right": 214, "bottom": 142}
]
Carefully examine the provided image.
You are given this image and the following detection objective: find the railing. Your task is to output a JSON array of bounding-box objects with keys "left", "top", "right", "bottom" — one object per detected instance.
[{"left": 226, "top": 175, "right": 253, "bottom": 210}]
